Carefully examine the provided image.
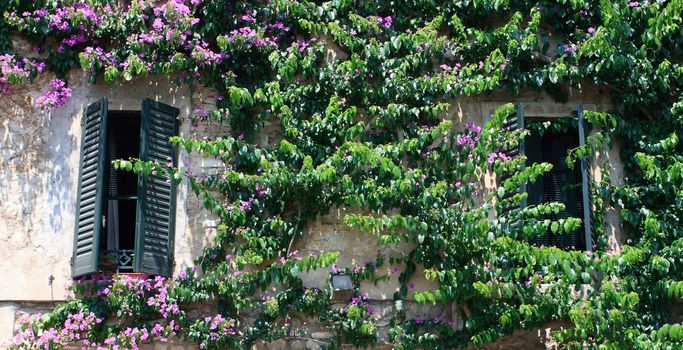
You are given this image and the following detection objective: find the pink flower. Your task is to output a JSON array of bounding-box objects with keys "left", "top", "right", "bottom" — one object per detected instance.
[
  {"left": 152, "top": 18, "right": 164, "bottom": 31},
  {"left": 378, "top": 16, "right": 393, "bottom": 28},
  {"left": 35, "top": 79, "right": 71, "bottom": 111}
]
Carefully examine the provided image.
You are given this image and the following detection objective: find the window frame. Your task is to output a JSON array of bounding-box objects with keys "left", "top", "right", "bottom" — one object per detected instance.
[
  {"left": 71, "top": 98, "right": 180, "bottom": 278},
  {"left": 499, "top": 102, "right": 594, "bottom": 252}
]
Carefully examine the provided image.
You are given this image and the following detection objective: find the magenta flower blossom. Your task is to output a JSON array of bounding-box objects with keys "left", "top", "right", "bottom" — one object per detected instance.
[
  {"left": 377, "top": 16, "right": 393, "bottom": 28},
  {"left": 563, "top": 44, "right": 577, "bottom": 54},
  {"left": 153, "top": 18, "right": 165, "bottom": 30},
  {"left": 239, "top": 198, "right": 254, "bottom": 211},
  {"left": 35, "top": 79, "right": 72, "bottom": 111}
]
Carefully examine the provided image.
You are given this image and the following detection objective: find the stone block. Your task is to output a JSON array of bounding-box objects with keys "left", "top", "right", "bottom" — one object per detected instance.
[
  {"left": 291, "top": 340, "right": 307, "bottom": 350},
  {"left": 153, "top": 343, "right": 169, "bottom": 350},
  {"left": 0, "top": 305, "right": 17, "bottom": 345},
  {"left": 305, "top": 340, "right": 321, "bottom": 350},
  {"left": 311, "top": 331, "right": 334, "bottom": 340}
]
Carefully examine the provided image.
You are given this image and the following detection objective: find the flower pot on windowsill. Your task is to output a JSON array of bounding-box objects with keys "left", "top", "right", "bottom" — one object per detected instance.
[
  {"left": 100, "top": 261, "right": 117, "bottom": 272},
  {"left": 115, "top": 272, "right": 149, "bottom": 279},
  {"left": 99, "top": 255, "right": 118, "bottom": 273}
]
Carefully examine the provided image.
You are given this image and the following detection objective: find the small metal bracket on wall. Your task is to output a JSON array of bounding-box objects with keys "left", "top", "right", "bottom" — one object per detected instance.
[{"left": 48, "top": 274, "right": 55, "bottom": 301}]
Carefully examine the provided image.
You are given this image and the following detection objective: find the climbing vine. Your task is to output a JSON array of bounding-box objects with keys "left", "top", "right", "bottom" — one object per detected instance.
[{"left": 2, "top": 0, "right": 683, "bottom": 349}]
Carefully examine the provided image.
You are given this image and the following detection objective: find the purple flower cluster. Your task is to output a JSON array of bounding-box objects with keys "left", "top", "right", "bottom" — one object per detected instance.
[
  {"left": 145, "top": 277, "right": 181, "bottom": 319},
  {"left": 562, "top": 43, "right": 577, "bottom": 54},
  {"left": 302, "top": 288, "right": 323, "bottom": 303},
  {"left": 487, "top": 151, "right": 510, "bottom": 164},
  {"left": 225, "top": 26, "right": 278, "bottom": 49},
  {"left": 456, "top": 123, "right": 482, "bottom": 150},
  {"left": 82, "top": 46, "right": 119, "bottom": 67},
  {"left": 255, "top": 182, "right": 267, "bottom": 198},
  {"left": 239, "top": 198, "right": 254, "bottom": 211},
  {"left": 13, "top": 310, "right": 102, "bottom": 348},
  {"left": 192, "top": 41, "right": 225, "bottom": 67},
  {"left": 349, "top": 293, "right": 369, "bottom": 307},
  {"left": 203, "top": 314, "right": 237, "bottom": 340},
  {"left": 0, "top": 54, "right": 45, "bottom": 94},
  {"left": 440, "top": 63, "right": 462, "bottom": 73},
  {"left": 376, "top": 16, "right": 393, "bottom": 28},
  {"left": 524, "top": 273, "right": 544, "bottom": 287},
  {"left": 52, "top": 4, "right": 100, "bottom": 31},
  {"left": 294, "top": 37, "right": 318, "bottom": 53},
  {"left": 35, "top": 79, "right": 72, "bottom": 111},
  {"left": 59, "top": 34, "right": 88, "bottom": 53}
]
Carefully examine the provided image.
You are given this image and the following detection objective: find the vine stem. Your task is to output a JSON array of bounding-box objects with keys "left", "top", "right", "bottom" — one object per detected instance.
[{"left": 602, "top": 81, "right": 654, "bottom": 121}]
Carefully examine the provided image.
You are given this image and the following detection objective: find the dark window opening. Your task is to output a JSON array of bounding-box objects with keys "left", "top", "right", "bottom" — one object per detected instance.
[
  {"left": 526, "top": 123, "right": 586, "bottom": 251},
  {"left": 101, "top": 111, "right": 141, "bottom": 270}
]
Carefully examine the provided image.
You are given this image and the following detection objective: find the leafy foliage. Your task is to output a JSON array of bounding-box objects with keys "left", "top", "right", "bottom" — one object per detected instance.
[{"left": 3, "top": 0, "right": 683, "bottom": 349}]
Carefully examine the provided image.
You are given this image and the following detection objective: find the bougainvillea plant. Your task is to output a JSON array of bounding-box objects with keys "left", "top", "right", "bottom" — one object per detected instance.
[{"left": 2, "top": 0, "right": 683, "bottom": 349}]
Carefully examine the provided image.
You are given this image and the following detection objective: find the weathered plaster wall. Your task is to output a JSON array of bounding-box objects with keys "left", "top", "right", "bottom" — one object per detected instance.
[
  {"left": 1, "top": 75, "right": 624, "bottom": 349},
  {"left": 0, "top": 73, "right": 196, "bottom": 346}
]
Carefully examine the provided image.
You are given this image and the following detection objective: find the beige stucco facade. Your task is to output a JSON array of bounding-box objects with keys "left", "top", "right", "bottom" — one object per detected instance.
[{"left": 0, "top": 67, "right": 624, "bottom": 348}]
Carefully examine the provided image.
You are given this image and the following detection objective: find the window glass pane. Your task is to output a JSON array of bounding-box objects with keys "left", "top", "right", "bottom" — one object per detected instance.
[{"left": 107, "top": 112, "right": 141, "bottom": 198}]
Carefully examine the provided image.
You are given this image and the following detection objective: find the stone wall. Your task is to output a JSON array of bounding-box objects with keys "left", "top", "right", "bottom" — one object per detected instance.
[{"left": 0, "top": 70, "right": 624, "bottom": 349}]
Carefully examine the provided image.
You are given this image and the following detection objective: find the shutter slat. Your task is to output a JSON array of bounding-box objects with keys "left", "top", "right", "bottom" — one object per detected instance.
[
  {"left": 499, "top": 103, "right": 525, "bottom": 220},
  {"left": 578, "top": 103, "right": 594, "bottom": 252},
  {"left": 72, "top": 98, "right": 108, "bottom": 277},
  {"left": 529, "top": 111, "right": 586, "bottom": 250},
  {"left": 134, "top": 99, "right": 179, "bottom": 277}
]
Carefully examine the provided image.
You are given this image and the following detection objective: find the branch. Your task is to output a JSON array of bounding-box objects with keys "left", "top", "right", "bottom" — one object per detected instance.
[
  {"left": 602, "top": 82, "right": 654, "bottom": 121},
  {"left": 532, "top": 52, "right": 552, "bottom": 63}
]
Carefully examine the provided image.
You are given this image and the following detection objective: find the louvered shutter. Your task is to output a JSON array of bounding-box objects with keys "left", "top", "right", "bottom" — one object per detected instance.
[
  {"left": 525, "top": 132, "right": 549, "bottom": 246},
  {"left": 134, "top": 99, "right": 180, "bottom": 276},
  {"left": 578, "top": 103, "right": 594, "bottom": 252},
  {"left": 72, "top": 98, "right": 109, "bottom": 277},
  {"left": 500, "top": 103, "right": 526, "bottom": 212},
  {"left": 544, "top": 131, "right": 584, "bottom": 250}
]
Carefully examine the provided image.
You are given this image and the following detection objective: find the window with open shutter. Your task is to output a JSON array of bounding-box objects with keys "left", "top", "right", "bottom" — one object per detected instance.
[
  {"left": 134, "top": 99, "right": 180, "bottom": 277},
  {"left": 71, "top": 98, "right": 179, "bottom": 278},
  {"left": 522, "top": 102, "right": 593, "bottom": 251},
  {"left": 72, "top": 98, "right": 109, "bottom": 277}
]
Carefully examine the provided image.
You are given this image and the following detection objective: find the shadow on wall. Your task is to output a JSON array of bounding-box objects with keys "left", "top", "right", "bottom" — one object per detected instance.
[{"left": 0, "top": 81, "right": 79, "bottom": 299}]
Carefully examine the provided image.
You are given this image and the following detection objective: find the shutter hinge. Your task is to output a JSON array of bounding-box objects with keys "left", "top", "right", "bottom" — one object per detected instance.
[{"left": 101, "top": 215, "right": 106, "bottom": 228}]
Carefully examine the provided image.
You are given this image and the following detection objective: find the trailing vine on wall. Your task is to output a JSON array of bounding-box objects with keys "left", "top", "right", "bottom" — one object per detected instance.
[{"left": 2, "top": 0, "right": 683, "bottom": 349}]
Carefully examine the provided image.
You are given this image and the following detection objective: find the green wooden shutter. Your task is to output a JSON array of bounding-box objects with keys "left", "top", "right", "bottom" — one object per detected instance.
[
  {"left": 134, "top": 99, "right": 180, "bottom": 276},
  {"left": 525, "top": 129, "right": 549, "bottom": 246},
  {"left": 516, "top": 103, "right": 526, "bottom": 209},
  {"left": 500, "top": 103, "right": 526, "bottom": 211},
  {"left": 72, "top": 98, "right": 109, "bottom": 277},
  {"left": 544, "top": 130, "right": 583, "bottom": 250},
  {"left": 578, "top": 103, "right": 594, "bottom": 252}
]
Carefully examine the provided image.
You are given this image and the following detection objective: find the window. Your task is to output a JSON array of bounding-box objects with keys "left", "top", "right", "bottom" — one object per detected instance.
[
  {"left": 102, "top": 111, "right": 141, "bottom": 273},
  {"left": 526, "top": 121, "right": 586, "bottom": 250},
  {"left": 71, "top": 98, "right": 179, "bottom": 277},
  {"left": 503, "top": 103, "right": 593, "bottom": 251}
]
